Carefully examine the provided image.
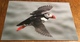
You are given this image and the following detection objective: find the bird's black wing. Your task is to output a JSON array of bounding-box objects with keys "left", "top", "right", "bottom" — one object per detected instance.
[
  {"left": 38, "top": 5, "right": 53, "bottom": 11},
  {"left": 32, "top": 18, "right": 52, "bottom": 37},
  {"left": 30, "top": 5, "right": 53, "bottom": 15},
  {"left": 17, "top": 16, "right": 34, "bottom": 26}
]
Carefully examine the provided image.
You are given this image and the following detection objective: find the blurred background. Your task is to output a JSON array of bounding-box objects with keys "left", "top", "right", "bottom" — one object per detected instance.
[{"left": 1, "top": 1, "right": 78, "bottom": 40}]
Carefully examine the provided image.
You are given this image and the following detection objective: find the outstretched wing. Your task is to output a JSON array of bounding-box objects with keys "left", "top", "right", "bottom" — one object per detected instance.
[
  {"left": 38, "top": 5, "right": 53, "bottom": 11},
  {"left": 30, "top": 5, "right": 53, "bottom": 15},
  {"left": 32, "top": 18, "right": 52, "bottom": 37}
]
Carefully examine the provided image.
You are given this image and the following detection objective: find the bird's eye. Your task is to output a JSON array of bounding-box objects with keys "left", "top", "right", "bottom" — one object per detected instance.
[
  {"left": 44, "top": 13, "right": 47, "bottom": 14},
  {"left": 48, "top": 14, "right": 49, "bottom": 15}
]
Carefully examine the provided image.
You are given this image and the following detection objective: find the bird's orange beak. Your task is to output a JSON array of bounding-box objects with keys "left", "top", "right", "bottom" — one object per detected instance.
[{"left": 50, "top": 14, "right": 56, "bottom": 19}]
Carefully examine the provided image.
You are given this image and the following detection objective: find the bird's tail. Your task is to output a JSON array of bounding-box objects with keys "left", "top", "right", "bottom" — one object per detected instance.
[{"left": 16, "top": 25, "right": 26, "bottom": 31}]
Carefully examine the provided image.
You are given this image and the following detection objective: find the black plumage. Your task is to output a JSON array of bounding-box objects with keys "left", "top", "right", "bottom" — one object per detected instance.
[{"left": 17, "top": 14, "right": 45, "bottom": 26}]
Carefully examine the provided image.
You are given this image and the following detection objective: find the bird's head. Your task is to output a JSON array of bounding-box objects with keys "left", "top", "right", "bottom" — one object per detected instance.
[
  {"left": 48, "top": 14, "right": 56, "bottom": 19},
  {"left": 42, "top": 11, "right": 56, "bottom": 19}
]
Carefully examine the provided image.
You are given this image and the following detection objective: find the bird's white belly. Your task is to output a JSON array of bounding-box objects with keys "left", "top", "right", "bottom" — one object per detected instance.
[{"left": 41, "top": 17, "right": 48, "bottom": 22}]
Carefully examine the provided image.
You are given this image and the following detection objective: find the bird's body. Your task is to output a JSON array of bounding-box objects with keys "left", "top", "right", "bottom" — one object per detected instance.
[
  {"left": 17, "top": 14, "right": 48, "bottom": 26},
  {"left": 16, "top": 5, "right": 56, "bottom": 37}
]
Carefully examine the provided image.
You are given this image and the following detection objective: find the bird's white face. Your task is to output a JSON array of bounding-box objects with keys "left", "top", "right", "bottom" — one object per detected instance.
[
  {"left": 44, "top": 13, "right": 52, "bottom": 18},
  {"left": 42, "top": 11, "right": 52, "bottom": 17},
  {"left": 43, "top": 12, "right": 56, "bottom": 19}
]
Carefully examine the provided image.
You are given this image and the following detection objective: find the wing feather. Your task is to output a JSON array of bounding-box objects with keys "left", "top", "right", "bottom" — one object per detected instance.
[
  {"left": 32, "top": 18, "right": 52, "bottom": 37},
  {"left": 38, "top": 5, "right": 53, "bottom": 11},
  {"left": 30, "top": 5, "right": 53, "bottom": 15}
]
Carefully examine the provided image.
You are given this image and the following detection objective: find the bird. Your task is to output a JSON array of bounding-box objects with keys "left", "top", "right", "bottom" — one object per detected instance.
[{"left": 16, "top": 5, "right": 56, "bottom": 37}]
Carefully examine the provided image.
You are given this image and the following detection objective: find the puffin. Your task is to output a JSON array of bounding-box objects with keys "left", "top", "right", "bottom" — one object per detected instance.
[{"left": 16, "top": 5, "right": 56, "bottom": 37}]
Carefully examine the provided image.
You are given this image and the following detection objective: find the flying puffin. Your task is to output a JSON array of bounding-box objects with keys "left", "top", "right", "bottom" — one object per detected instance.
[{"left": 16, "top": 5, "right": 56, "bottom": 37}]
